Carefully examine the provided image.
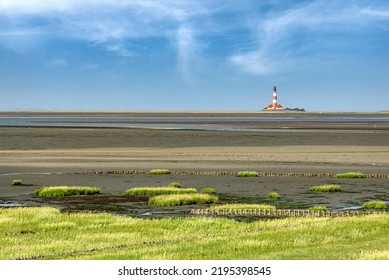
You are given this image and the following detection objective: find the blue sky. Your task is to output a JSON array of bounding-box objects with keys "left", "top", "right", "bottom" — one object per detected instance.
[{"left": 1, "top": 0, "right": 389, "bottom": 111}]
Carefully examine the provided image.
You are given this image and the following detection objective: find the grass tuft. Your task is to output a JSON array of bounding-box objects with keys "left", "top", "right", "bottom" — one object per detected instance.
[
  {"left": 310, "top": 184, "right": 342, "bottom": 192},
  {"left": 336, "top": 172, "right": 366, "bottom": 178},
  {"left": 149, "top": 194, "right": 218, "bottom": 207},
  {"left": 361, "top": 200, "right": 387, "bottom": 209},
  {"left": 168, "top": 182, "right": 181, "bottom": 188},
  {"left": 149, "top": 169, "right": 171, "bottom": 175},
  {"left": 12, "top": 179, "right": 22, "bottom": 186},
  {"left": 268, "top": 192, "right": 281, "bottom": 199},
  {"left": 34, "top": 186, "right": 100, "bottom": 197},
  {"left": 308, "top": 206, "right": 327, "bottom": 211},
  {"left": 236, "top": 171, "right": 259, "bottom": 177},
  {"left": 210, "top": 204, "right": 276, "bottom": 210},
  {"left": 201, "top": 187, "right": 216, "bottom": 194},
  {"left": 124, "top": 187, "right": 196, "bottom": 196}
]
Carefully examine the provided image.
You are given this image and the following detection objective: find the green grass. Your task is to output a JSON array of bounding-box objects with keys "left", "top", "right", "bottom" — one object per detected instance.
[
  {"left": 268, "top": 192, "right": 281, "bottom": 199},
  {"left": 11, "top": 179, "right": 22, "bottom": 186},
  {"left": 308, "top": 206, "right": 327, "bottom": 211},
  {"left": 310, "top": 184, "right": 342, "bottom": 192},
  {"left": 168, "top": 182, "right": 181, "bottom": 188},
  {"left": 149, "top": 169, "right": 171, "bottom": 175},
  {"left": 236, "top": 171, "right": 259, "bottom": 177},
  {"left": 210, "top": 204, "right": 276, "bottom": 210},
  {"left": 34, "top": 186, "right": 100, "bottom": 197},
  {"left": 361, "top": 200, "right": 388, "bottom": 209},
  {"left": 201, "top": 187, "right": 216, "bottom": 194},
  {"left": 336, "top": 172, "right": 366, "bottom": 178},
  {"left": 124, "top": 187, "right": 196, "bottom": 196},
  {"left": 1, "top": 207, "right": 388, "bottom": 260},
  {"left": 148, "top": 194, "right": 218, "bottom": 207}
]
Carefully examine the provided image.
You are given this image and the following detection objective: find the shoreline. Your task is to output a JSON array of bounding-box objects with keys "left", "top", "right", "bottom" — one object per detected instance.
[{"left": 1, "top": 110, "right": 389, "bottom": 114}]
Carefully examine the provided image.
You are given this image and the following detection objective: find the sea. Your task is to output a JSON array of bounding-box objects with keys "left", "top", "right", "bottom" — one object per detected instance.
[{"left": 0, "top": 112, "right": 388, "bottom": 132}]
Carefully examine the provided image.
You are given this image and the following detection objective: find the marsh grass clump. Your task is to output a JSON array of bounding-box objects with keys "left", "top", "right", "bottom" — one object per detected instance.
[
  {"left": 310, "top": 184, "right": 342, "bottom": 192},
  {"left": 268, "top": 192, "right": 281, "bottom": 199},
  {"left": 12, "top": 179, "right": 22, "bottom": 186},
  {"left": 201, "top": 187, "right": 216, "bottom": 194},
  {"left": 236, "top": 171, "right": 259, "bottom": 177},
  {"left": 210, "top": 204, "right": 276, "bottom": 210},
  {"left": 168, "top": 182, "right": 181, "bottom": 188},
  {"left": 336, "top": 172, "right": 366, "bottom": 178},
  {"left": 361, "top": 200, "right": 387, "bottom": 209},
  {"left": 149, "top": 193, "right": 218, "bottom": 207},
  {"left": 34, "top": 186, "right": 100, "bottom": 197},
  {"left": 149, "top": 169, "right": 171, "bottom": 175},
  {"left": 124, "top": 187, "right": 196, "bottom": 196},
  {"left": 308, "top": 206, "right": 327, "bottom": 211}
]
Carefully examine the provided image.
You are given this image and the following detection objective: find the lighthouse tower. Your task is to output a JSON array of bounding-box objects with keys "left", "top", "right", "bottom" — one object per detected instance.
[{"left": 265, "top": 86, "right": 283, "bottom": 110}]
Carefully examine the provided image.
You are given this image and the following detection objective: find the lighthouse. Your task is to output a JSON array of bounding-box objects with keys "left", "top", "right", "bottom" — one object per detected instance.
[{"left": 265, "top": 86, "right": 283, "bottom": 110}]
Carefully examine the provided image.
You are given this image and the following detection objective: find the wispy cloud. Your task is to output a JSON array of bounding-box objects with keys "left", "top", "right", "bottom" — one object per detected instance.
[
  {"left": 0, "top": 0, "right": 219, "bottom": 80},
  {"left": 175, "top": 25, "right": 197, "bottom": 81},
  {"left": 361, "top": 9, "right": 389, "bottom": 18},
  {"left": 47, "top": 59, "right": 67, "bottom": 67},
  {"left": 228, "top": 1, "right": 389, "bottom": 75},
  {"left": 1, "top": 0, "right": 389, "bottom": 79}
]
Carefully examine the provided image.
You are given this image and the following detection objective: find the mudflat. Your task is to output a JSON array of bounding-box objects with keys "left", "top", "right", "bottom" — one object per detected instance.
[{"left": 1, "top": 116, "right": 388, "bottom": 212}]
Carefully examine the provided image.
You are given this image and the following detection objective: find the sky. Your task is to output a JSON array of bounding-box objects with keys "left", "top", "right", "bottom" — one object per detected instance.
[{"left": 1, "top": 0, "right": 389, "bottom": 111}]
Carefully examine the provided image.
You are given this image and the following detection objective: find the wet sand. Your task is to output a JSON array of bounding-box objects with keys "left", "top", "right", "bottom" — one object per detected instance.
[{"left": 1, "top": 112, "right": 389, "bottom": 212}]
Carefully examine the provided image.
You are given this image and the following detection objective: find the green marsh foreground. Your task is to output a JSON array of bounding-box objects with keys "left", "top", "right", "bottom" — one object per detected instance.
[{"left": 1, "top": 207, "right": 388, "bottom": 260}]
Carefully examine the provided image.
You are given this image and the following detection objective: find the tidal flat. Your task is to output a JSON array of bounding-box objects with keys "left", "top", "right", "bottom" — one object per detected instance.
[{"left": 0, "top": 112, "right": 388, "bottom": 259}]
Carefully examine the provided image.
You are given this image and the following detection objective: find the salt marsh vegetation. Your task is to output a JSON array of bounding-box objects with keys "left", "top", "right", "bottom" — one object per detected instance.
[
  {"left": 308, "top": 206, "right": 327, "bottom": 211},
  {"left": 210, "top": 204, "right": 276, "bottom": 210},
  {"left": 268, "top": 192, "right": 281, "bottom": 199},
  {"left": 1, "top": 207, "right": 388, "bottom": 260},
  {"left": 148, "top": 193, "right": 218, "bottom": 206},
  {"left": 310, "top": 184, "right": 342, "bottom": 192},
  {"left": 201, "top": 187, "right": 216, "bottom": 194},
  {"left": 361, "top": 200, "right": 388, "bottom": 209},
  {"left": 336, "top": 172, "right": 366, "bottom": 178},
  {"left": 34, "top": 186, "right": 100, "bottom": 196},
  {"left": 123, "top": 187, "right": 196, "bottom": 196},
  {"left": 11, "top": 179, "right": 22, "bottom": 186},
  {"left": 236, "top": 171, "right": 259, "bottom": 177},
  {"left": 149, "top": 169, "right": 171, "bottom": 175}
]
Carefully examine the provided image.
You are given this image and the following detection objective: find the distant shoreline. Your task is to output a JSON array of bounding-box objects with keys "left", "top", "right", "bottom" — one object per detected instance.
[{"left": 1, "top": 110, "right": 389, "bottom": 115}]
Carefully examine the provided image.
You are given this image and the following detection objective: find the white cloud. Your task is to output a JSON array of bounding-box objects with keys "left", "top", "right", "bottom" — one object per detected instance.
[
  {"left": 228, "top": 0, "right": 389, "bottom": 75},
  {"left": 105, "top": 44, "right": 134, "bottom": 57},
  {"left": 361, "top": 9, "right": 389, "bottom": 18},
  {"left": 175, "top": 25, "right": 197, "bottom": 81},
  {"left": 48, "top": 59, "right": 67, "bottom": 67},
  {"left": 0, "top": 0, "right": 221, "bottom": 80},
  {"left": 1, "top": 0, "right": 389, "bottom": 78},
  {"left": 229, "top": 52, "right": 273, "bottom": 75}
]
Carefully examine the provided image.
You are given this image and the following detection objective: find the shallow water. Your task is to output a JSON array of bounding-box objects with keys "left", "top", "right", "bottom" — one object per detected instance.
[
  {"left": 0, "top": 201, "right": 26, "bottom": 207},
  {"left": 1, "top": 114, "right": 389, "bottom": 131}
]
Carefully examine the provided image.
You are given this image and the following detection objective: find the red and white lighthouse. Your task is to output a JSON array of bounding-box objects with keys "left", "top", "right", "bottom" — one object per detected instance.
[{"left": 265, "top": 86, "right": 283, "bottom": 110}]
